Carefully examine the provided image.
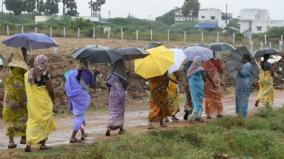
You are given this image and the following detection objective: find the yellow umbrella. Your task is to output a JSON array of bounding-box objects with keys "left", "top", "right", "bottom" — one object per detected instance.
[{"left": 134, "top": 46, "right": 174, "bottom": 79}]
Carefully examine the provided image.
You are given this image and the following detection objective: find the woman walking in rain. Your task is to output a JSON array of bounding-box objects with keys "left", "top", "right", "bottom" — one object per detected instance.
[
  {"left": 187, "top": 57, "right": 214, "bottom": 122},
  {"left": 147, "top": 73, "right": 173, "bottom": 129},
  {"left": 24, "top": 55, "right": 57, "bottom": 152},
  {"left": 3, "top": 49, "right": 28, "bottom": 149},
  {"left": 105, "top": 73, "right": 127, "bottom": 136},
  {"left": 65, "top": 60, "right": 96, "bottom": 143},
  {"left": 235, "top": 55, "right": 253, "bottom": 117},
  {"left": 204, "top": 58, "right": 224, "bottom": 119},
  {"left": 255, "top": 54, "right": 274, "bottom": 107}
]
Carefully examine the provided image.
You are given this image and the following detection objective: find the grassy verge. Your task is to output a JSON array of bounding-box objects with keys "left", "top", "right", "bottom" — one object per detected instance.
[{"left": 2, "top": 107, "right": 284, "bottom": 159}]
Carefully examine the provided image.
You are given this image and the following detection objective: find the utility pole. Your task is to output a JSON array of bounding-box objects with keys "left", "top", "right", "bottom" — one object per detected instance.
[
  {"left": 1, "top": 0, "right": 4, "bottom": 15},
  {"left": 149, "top": 14, "right": 151, "bottom": 21},
  {"left": 225, "top": 3, "right": 228, "bottom": 28},
  {"left": 108, "top": 11, "right": 110, "bottom": 21},
  {"left": 90, "top": 0, "right": 93, "bottom": 17}
]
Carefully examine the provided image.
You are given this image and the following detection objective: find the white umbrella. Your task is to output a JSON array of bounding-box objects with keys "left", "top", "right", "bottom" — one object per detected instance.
[{"left": 168, "top": 48, "right": 186, "bottom": 74}]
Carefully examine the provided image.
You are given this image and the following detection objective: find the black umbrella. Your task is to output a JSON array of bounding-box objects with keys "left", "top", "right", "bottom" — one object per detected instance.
[
  {"left": 209, "top": 43, "right": 236, "bottom": 52},
  {"left": 71, "top": 45, "right": 122, "bottom": 64},
  {"left": 145, "top": 42, "right": 163, "bottom": 49},
  {"left": 115, "top": 47, "right": 149, "bottom": 61},
  {"left": 254, "top": 48, "right": 280, "bottom": 58}
]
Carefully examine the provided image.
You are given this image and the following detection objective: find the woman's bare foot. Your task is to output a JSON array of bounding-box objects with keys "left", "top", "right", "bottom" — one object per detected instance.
[
  {"left": 255, "top": 100, "right": 259, "bottom": 107},
  {"left": 164, "top": 117, "right": 170, "bottom": 122},
  {"left": 105, "top": 129, "right": 111, "bottom": 136},
  {"left": 25, "top": 144, "right": 32, "bottom": 152},
  {"left": 119, "top": 128, "right": 125, "bottom": 134},
  {"left": 39, "top": 145, "right": 52, "bottom": 151},
  {"left": 70, "top": 137, "right": 81, "bottom": 143},
  {"left": 20, "top": 136, "right": 26, "bottom": 144},
  {"left": 8, "top": 143, "right": 17, "bottom": 149},
  {"left": 160, "top": 120, "right": 167, "bottom": 128},
  {"left": 147, "top": 122, "right": 154, "bottom": 129},
  {"left": 172, "top": 116, "right": 180, "bottom": 121},
  {"left": 207, "top": 116, "right": 212, "bottom": 119}
]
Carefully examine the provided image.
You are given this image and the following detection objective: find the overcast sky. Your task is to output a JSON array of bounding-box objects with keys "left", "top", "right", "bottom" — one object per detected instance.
[
  {"left": 75, "top": 0, "right": 284, "bottom": 20},
  {"left": 2, "top": 0, "right": 284, "bottom": 20}
]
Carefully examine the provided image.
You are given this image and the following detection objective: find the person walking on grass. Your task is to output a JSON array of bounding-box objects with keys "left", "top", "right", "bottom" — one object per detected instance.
[
  {"left": 204, "top": 58, "right": 224, "bottom": 119},
  {"left": 255, "top": 54, "right": 274, "bottom": 108},
  {"left": 3, "top": 49, "right": 28, "bottom": 149},
  {"left": 235, "top": 55, "right": 253, "bottom": 117},
  {"left": 147, "top": 73, "right": 173, "bottom": 129},
  {"left": 65, "top": 60, "right": 96, "bottom": 143},
  {"left": 24, "top": 55, "right": 57, "bottom": 152},
  {"left": 186, "top": 56, "right": 215, "bottom": 123},
  {"left": 105, "top": 73, "right": 127, "bottom": 136}
]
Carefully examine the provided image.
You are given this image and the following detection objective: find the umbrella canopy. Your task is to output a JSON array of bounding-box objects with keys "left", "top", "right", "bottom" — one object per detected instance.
[
  {"left": 209, "top": 43, "right": 236, "bottom": 52},
  {"left": 134, "top": 46, "right": 174, "bottom": 79},
  {"left": 71, "top": 45, "right": 122, "bottom": 64},
  {"left": 115, "top": 47, "right": 149, "bottom": 61},
  {"left": 2, "top": 33, "right": 58, "bottom": 50},
  {"left": 168, "top": 49, "right": 186, "bottom": 74},
  {"left": 183, "top": 46, "right": 214, "bottom": 61},
  {"left": 254, "top": 48, "right": 280, "bottom": 58}
]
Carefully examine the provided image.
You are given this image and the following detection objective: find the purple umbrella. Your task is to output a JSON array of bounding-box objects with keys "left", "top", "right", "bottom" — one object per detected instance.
[{"left": 2, "top": 32, "right": 58, "bottom": 51}]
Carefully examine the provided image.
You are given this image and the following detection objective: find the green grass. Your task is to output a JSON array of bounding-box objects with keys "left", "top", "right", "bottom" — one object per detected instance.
[{"left": 3, "top": 107, "right": 284, "bottom": 159}]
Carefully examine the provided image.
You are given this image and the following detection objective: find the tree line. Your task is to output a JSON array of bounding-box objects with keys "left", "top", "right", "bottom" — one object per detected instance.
[
  {"left": 156, "top": 0, "right": 200, "bottom": 25},
  {"left": 4, "top": 0, "right": 105, "bottom": 16}
]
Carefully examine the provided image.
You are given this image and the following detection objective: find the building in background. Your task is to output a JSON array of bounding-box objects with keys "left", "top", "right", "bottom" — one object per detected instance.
[
  {"left": 240, "top": 9, "right": 284, "bottom": 37},
  {"left": 175, "top": 8, "right": 232, "bottom": 29}
]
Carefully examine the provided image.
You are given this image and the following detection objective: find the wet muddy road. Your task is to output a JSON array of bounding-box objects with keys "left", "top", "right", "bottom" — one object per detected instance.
[{"left": 0, "top": 90, "right": 283, "bottom": 149}]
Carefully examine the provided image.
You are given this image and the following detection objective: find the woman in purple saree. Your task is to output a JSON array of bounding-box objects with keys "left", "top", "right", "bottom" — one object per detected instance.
[
  {"left": 105, "top": 73, "right": 127, "bottom": 136},
  {"left": 65, "top": 61, "right": 96, "bottom": 143}
]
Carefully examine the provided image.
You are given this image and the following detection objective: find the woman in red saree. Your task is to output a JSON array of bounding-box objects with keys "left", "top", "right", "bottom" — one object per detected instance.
[{"left": 204, "top": 59, "right": 223, "bottom": 119}]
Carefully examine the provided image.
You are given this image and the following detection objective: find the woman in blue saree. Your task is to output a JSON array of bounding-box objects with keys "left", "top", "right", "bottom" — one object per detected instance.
[{"left": 235, "top": 55, "right": 253, "bottom": 117}]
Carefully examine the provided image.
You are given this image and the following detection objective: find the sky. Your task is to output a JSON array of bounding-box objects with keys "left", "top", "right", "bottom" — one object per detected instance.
[
  {"left": 2, "top": 0, "right": 284, "bottom": 20},
  {"left": 74, "top": 0, "right": 284, "bottom": 20}
]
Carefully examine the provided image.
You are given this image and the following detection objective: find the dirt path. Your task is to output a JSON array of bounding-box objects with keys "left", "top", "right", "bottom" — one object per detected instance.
[{"left": 0, "top": 90, "right": 284, "bottom": 150}]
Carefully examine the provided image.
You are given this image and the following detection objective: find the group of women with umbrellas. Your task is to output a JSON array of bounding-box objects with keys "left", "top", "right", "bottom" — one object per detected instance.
[{"left": 0, "top": 32, "right": 280, "bottom": 152}]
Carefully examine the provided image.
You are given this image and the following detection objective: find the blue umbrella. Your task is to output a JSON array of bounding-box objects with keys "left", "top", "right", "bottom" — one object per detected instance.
[{"left": 2, "top": 32, "right": 58, "bottom": 50}]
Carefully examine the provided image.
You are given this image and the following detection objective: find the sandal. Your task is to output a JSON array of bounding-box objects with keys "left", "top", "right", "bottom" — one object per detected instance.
[
  {"left": 24, "top": 145, "right": 32, "bottom": 152},
  {"left": 39, "top": 146, "right": 52, "bottom": 151},
  {"left": 81, "top": 134, "right": 88, "bottom": 141},
  {"left": 105, "top": 130, "right": 111, "bottom": 136},
  {"left": 70, "top": 138, "right": 81, "bottom": 143},
  {"left": 8, "top": 143, "right": 17, "bottom": 149}
]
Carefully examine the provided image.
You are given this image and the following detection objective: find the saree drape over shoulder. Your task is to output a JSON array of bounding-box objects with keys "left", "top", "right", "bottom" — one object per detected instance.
[
  {"left": 149, "top": 75, "right": 172, "bottom": 122},
  {"left": 204, "top": 61, "right": 223, "bottom": 116},
  {"left": 24, "top": 72, "right": 57, "bottom": 144}
]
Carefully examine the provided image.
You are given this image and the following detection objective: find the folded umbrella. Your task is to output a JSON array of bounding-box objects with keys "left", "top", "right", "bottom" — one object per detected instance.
[
  {"left": 254, "top": 48, "right": 280, "bottom": 58},
  {"left": 71, "top": 45, "right": 122, "bottom": 64},
  {"left": 134, "top": 46, "right": 174, "bottom": 79},
  {"left": 168, "top": 49, "right": 186, "bottom": 74},
  {"left": 183, "top": 46, "right": 214, "bottom": 61},
  {"left": 209, "top": 43, "right": 236, "bottom": 52},
  {"left": 2, "top": 32, "right": 58, "bottom": 50},
  {"left": 115, "top": 47, "right": 149, "bottom": 61}
]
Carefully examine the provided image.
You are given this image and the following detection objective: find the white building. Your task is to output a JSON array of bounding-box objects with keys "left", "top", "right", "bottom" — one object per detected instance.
[
  {"left": 175, "top": 8, "right": 232, "bottom": 28},
  {"left": 240, "top": 9, "right": 284, "bottom": 36},
  {"left": 198, "top": 8, "right": 232, "bottom": 28}
]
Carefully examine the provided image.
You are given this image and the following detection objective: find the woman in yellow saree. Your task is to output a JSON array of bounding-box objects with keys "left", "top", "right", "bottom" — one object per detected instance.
[
  {"left": 3, "top": 49, "right": 28, "bottom": 149},
  {"left": 24, "top": 55, "right": 57, "bottom": 152},
  {"left": 255, "top": 54, "right": 274, "bottom": 107}
]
